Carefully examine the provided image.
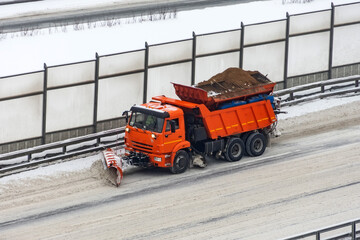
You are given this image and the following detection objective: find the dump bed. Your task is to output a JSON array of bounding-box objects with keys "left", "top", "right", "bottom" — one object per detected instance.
[
  {"left": 197, "top": 99, "right": 277, "bottom": 140},
  {"left": 152, "top": 94, "right": 277, "bottom": 140},
  {"left": 173, "top": 68, "right": 276, "bottom": 109}
]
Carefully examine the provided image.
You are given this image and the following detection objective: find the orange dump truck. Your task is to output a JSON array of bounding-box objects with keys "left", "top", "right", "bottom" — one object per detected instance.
[{"left": 103, "top": 68, "right": 280, "bottom": 186}]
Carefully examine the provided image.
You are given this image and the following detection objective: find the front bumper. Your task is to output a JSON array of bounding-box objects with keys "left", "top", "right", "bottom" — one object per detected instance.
[{"left": 125, "top": 148, "right": 172, "bottom": 168}]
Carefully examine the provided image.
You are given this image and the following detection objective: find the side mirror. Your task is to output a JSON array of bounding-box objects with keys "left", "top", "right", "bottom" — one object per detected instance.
[
  {"left": 122, "top": 111, "right": 129, "bottom": 123},
  {"left": 170, "top": 120, "right": 176, "bottom": 133}
]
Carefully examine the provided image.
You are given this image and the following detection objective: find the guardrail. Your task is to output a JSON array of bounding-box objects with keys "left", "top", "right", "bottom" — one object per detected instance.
[
  {"left": 276, "top": 75, "right": 360, "bottom": 107},
  {"left": 284, "top": 218, "right": 360, "bottom": 240},
  {"left": 0, "top": 75, "right": 359, "bottom": 176},
  {"left": 0, "top": 127, "right": 124, "bottom": 176}
]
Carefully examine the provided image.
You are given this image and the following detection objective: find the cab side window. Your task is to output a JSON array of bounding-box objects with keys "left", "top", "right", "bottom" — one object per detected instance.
[{"left": 165, "top": 118, "right": 179, "bottom": 132}]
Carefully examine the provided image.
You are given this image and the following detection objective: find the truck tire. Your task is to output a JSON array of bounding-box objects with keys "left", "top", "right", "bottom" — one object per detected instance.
[
  {"left": 245, "top": 132, "right": 267, "bottom": 157},
  {"left": 170, "top": 150, "right": 189, "bottom": 174},
  {"left": 241, "top": 132, "right": 252, "bottom": 156},
  {"left": 224, "top": 138, "right": 245, "bottom": 162}
]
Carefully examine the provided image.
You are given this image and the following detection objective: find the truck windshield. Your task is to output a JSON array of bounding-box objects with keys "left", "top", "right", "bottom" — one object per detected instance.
[{"left": 129, "top": 112, "right": 165, "bottom": 133}]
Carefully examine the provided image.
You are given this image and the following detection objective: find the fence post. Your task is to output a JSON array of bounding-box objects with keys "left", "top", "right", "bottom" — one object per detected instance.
[
  {"left": 93, "top": 53, "right": 99, "bottom": 134},
  {"left": 321, "top": 87, "right": 325, "bottom": 94},
  {"left": 191, "top": 31, "right": 197, "bottom": 86},
  {"left": 42, "top": 63, "right": 48, "bottom": 145},
  {"left": 321, "top": 83, "right": 325, "bottom": 94},
  {"left": 316, "top": 232, "right": 320, "bottom": 240},
  {"left": 328, "top": 2, "right": 335, "bottom": 80},
  {"left": 283, "top": 12, "right": 290, "bottom": 89},
  {"left": 352, "top": 221, "right": 356, "bottom": 240},
  {"left": 239, "top": 22, "right": 244, "bottom": 69},
  {"left": 143, "top": 42, "right": 149, "bottom": 103}
]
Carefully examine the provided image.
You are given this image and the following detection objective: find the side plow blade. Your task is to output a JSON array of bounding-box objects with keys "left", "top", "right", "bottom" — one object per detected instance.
[{"left": 102, "top": 148, "right": 123, "bottom": 187}]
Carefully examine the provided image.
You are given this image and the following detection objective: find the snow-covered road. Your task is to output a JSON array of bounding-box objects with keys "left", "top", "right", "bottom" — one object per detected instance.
[{"left": 0, "top": 95, "right": 359, "bottom": 239}]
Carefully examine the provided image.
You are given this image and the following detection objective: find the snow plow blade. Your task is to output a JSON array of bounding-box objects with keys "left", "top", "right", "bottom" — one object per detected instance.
[{"left": 102, "top": 148, "right": 123, "bottom": 187}]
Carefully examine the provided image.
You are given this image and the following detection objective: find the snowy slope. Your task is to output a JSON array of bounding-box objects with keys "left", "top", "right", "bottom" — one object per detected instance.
[{"left": 0, "top": 0, "right": 358, "bottom": 76}]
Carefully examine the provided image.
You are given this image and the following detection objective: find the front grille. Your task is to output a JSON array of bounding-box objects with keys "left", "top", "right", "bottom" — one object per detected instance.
[{"left": 132, "top": 141, "right": 153, "bottom": 152}]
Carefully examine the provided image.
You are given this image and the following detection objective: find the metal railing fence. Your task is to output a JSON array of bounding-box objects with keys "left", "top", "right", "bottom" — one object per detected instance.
[
  {"left": 284, "top": 218, "right": 360, "bottom": 240},
  {"left": 0, "top": 127, "right": 124, "bottom": 175},
  {"left": 276, "top": 75, "right": 360, "bottom": 106}
]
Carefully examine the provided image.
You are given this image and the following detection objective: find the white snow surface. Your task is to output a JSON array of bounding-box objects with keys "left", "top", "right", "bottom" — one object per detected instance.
[
  {"left": 0, "top": 154, "right": 101, "bottom": 185},
  {"left": 0, "top": 0, "right": 358, "bottom": 76},
  {"left": 278, "top": 94, "right": 360, "bottom": 120}
]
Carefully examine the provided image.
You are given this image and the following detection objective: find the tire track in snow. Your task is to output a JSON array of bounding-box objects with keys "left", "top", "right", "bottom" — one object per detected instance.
[{"left": 123, "top": 180, "right": 360, "bottom": 240}]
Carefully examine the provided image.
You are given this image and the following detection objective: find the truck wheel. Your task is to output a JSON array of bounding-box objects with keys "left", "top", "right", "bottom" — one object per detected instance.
[
  {"left": 224, "top": 138, "right": 245, "bottom": 162},
  {"left": 241, "top": 132, "right": 251, "bottom": 156},
  {"left": 246, "top": 132, "right": 267, "bottom": 157},
  {"left": 170, "top": 150, "right": 189, "bottom": 174}
]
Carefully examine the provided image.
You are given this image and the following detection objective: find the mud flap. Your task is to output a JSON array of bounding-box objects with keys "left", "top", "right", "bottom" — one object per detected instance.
[{"left": 102, "top": 148, "right": 123, "bottom": 187}]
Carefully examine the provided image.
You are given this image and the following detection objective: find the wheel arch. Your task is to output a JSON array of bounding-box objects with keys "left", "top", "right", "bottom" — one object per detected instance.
[{"left": 170, "top": 140, "right": 191, "bottom": 164}]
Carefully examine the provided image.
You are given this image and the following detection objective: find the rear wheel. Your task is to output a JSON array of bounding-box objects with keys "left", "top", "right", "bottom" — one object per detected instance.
[
  {"left": 241, "top": 132, "right": 252, "bottom": 156},
  {"left": 224, "top": 137, "right": 245, "bottom": 162},
  {"left": 245, "top": 132, "right": 267, "bottom": 157},
  {"left": 170, "top": 150, "right": 189, "bottom": 174}
]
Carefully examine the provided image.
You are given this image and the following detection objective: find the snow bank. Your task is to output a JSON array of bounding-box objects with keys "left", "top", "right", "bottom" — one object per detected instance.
[
  {"left": 0, "top": 153, "right": 100, "bottom": 185},
  {"left": 278, "top": 94, "right": 360, "bottom": 120}
]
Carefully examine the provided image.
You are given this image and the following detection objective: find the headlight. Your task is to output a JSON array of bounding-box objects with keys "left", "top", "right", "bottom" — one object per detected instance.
[
  {"left": 125, "top": 127, "right": 130, "bottom": 132},
  {"left": 151, "top": 133, "right": 156, "bottom": 139},
  {"left": 154, "top": 157, "right": 162, "bottom": 162}
]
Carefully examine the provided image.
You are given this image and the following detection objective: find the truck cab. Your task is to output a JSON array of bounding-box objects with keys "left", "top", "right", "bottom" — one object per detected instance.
[{"left": 124, "top": 101, "right": 191, "bottom": 173}]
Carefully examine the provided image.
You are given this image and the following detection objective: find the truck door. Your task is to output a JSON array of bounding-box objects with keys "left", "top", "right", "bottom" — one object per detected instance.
[{"left": 163, "top": 118, "right": 183, "bottom": 153}]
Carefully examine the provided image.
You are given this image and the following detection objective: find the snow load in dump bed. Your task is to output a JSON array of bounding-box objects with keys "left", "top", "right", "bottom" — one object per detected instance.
[{"left": 172, "top": 67, "right": 276, "bottom": 109}]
